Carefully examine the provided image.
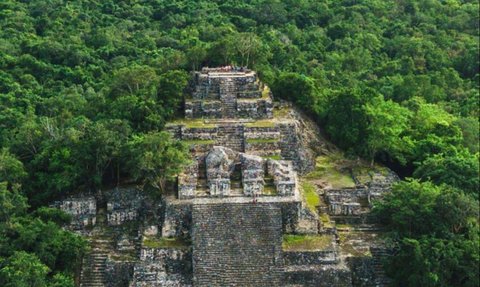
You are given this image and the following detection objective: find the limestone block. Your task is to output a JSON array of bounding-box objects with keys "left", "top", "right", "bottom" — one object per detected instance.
[
  {"left": 132, "top": 248, "right": 192, "bottom": 286},
  {"left": 329, "top": 202, "right": 362, "bottom": 216},
  {"left": 117, "top": 234, "right": 136, "bottom": 252},
  {"left": 240, "top": 154, "right": 265, "bottom": 196},
  {"left": 267, "top": 159, "right": 297, "bottom": 196},
  {"left": 208, "top": 178, "right": 231, "bottom": 196},
  {"left": 178, "top": 161, "right": 198, "bottom": 199},
  {"left": 52, "top": 196, "right": 96, "bottom": 231},
  {"left": 205, "top": 146, "right": 238, "bottom": 196},
  {"left": 105, "top": 187, "right": 144, "bottom": 226},
  {"left": 144, "top": 225, "right": 159, "bottom": 236}
]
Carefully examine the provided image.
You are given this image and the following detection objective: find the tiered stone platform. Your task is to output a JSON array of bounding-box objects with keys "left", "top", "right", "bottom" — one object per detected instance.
[
  {"left": 168, "top": 67, "right": 303, "bottom": 200},
  {"left": 186, "top": 68, "right": 273, "bottom": 119}
]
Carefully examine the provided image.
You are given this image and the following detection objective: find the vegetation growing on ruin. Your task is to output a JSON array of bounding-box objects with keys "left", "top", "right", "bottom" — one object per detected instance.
[
  {"left": 262, "top": 154, "right": 282, "bottom": 160},
  {"left": 168, "top": 118, "right": 218, "bottom": 129},
  {"left": 244, "top": 119, "right": 276, "bottom": 128},
  {"left": 142, "top": 236, "right": 189, "bottom": 249},
  {"left": 0, "top": 0, "right": 478, "bottom": 285},
  {"left": 245, "top": 138, "right": 278, "bottom": 144},
  {"left": 301, "top": 181, "right": 320, "bottom": 214},
  {"left": 304, "top": 155, "right": 355, "bottom": 189},
  {"left": 183, "top": 139, "right": 216, "bottom": 145},
  {"left": 283, "top": 234, "right": 334, "bottom": 251},
  {"left": 263, "top": 185, "right": 278, "bottom": 196}
]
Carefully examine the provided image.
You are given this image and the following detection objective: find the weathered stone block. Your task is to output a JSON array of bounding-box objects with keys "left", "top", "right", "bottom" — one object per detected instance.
[{"left": 51, "top": 196, "right": 96, "bottom": 232}]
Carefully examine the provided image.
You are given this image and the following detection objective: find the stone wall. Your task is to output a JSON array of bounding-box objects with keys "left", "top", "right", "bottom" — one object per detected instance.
[
  {"left": 131, "top": 247, "right": 192, "bottom": 287},
  {"left": 106, "top": 187, "right": 145, "bottom": 226},
  {"left": 51, "top": 195, "right": 96, "bottom": 233},
  {"left": 178, "top": 161, "right": 198, "bottom": 199},
  {"left": 192, "top": 71, "right": 259, "bottom": 100},
  {"left": 166, "top": 119, "right": 317, "bottom": 174},
  {"left": 284, "top": 250, "right": 339, "bottom": 265},
  {"left": 186, "top": 70, "right": 273, "bottom": 119},
  {"left": 240, "top": 153, "right": 265, "bottom": 196},
  {"left": 285, "top": 265, "right": 353, "bottom": 287},
  {"left": 104, "top": 260, "right": 135, "bottom": 287},
  {"left": 161, "top": 202, "right": 192, "bottom": 237},
  {"left": 268, "top": 159, "right": 297, "bottom": 196},
  {"left": 192, "top": 203, "right": 284, "bottom": 286},
  {"left": 186, "top": 98, "right": 273, "bottom": 119}
]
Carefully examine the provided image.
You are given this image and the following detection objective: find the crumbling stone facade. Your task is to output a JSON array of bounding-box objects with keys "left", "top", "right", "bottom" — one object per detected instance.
[
  {"left": 171, "top": 68, "right": 300, "bottom": 200},
  {"left": 51, "top": 195, "right": 96, "bottom": 234},
  {"left": 177, "top": 145, "right": 298, "bottom": 199}
]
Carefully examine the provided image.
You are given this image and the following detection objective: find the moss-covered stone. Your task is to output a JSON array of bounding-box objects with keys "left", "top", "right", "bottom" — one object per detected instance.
[
  {"left": 246, "top": 138, "right": 278, "bottom": 144},
  {"left": 283, "top": 234, "right": 334, "bottom": 251},
  {"left": 183, "top": 139, "right": 215, "bottom": 145},
  {"left": 304, "top": 154, "right": 355, "bottom": 189},
  {"left": 301, "top": 181, "right": 320, "bottom": 214}
]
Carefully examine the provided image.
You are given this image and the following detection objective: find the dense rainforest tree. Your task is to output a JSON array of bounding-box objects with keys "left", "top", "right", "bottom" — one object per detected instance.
[
  {"left": 0, "top": 149, "right": 86, "bottom": 286},
  {"left": 0, "top": 0, "right": 478, "bottom": 285},
  {"left": 127, "top": 131, "right": 190, "bottom": 192},
  {"left": 374, "top": 180, "right": 479, "bottom": 287}
]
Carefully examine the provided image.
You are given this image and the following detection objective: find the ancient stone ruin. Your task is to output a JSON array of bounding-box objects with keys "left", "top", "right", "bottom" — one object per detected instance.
[
  {"left": 186, "top": 68, "right": 273, "bottom": 119},
  {"left": 53, "top": 67, "right": 396, "bottom": 287}
]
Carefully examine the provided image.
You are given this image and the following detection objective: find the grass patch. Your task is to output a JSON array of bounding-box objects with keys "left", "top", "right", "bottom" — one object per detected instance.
[
  {"left": 245, "top": 119, "right": 276, "bottom": 128},
  {"left": 283, "top": 234, "right": 334, "bottom": 251},
  {"left": 261, "top": 85, "right": 271, "bottom": 99},
  {"left": 352, "top": 164, "right": 390, "bottom": 185},
  {"left": 246, "top": 138, "right": 278, "bottom": 144},
  {"left": 273, "top": 106, "right": 291, "bottom": 118},
  {"left": 183, "top": 139, "right": 215, "bottom": 145},
  {"left": 304, "top": 155, "right": 355, "bottom": 189},
  {"left": 319, "top": 213, "right": 334, "bottom": 229},
  {"left": 169, "top": 118, "right": 217, "bottom": 129},
  {"left": 110, "top": 253, "right": 137, "bottom": 262},
  {"left": 263, "top": 185, "right": 278, "bottom": 195},
  {"left": 338, "top": 231, "right": 373, "bottom": 257},
  {"left": 336, "top": 223, "right": 353, "bottom": 230},
  {"left": 263, "top": 154, "right": 282, "bottom": 160},
  {"left": 142, "top": 236, "right": 189, "bottom": 249},
  {"left": 302, "top": 181, "right": 320, "bottom": 214}
]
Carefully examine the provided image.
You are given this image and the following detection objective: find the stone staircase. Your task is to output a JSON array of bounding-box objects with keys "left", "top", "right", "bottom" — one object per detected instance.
[
  {"left": 79, "top": 206, "right": 113, "bottom": 287},
  {"left": 192, "top": 203, "right": 283, "bottom": 286},
  {"left": 370, "top": 247, "right": 392, "bottom": 287},
  {"left": 220, "top": 78, "right": 237, "bottom": 117},
  {"left": 79, "top": 233, "right": 113, "bottom": 287},
  {"left": 217, "top": 124, "right": 245, "bottom": 151}
]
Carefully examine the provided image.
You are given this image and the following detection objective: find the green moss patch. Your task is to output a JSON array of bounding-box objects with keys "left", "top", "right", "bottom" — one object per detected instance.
[
  {"left": 273, "top": 106, "right": 291, "bottom": 118},
  {"left": 263, "top": 185, "right": 278, "bottom": 195},
  {"left": 263, "top": 154, "right": 282, "bottom": 160},
  {"left": 169, "top": 118, "right": 217, "bottom": 128},
  {"left": 261, "top": 85, "right": 271, "bottom": 99},
  {"left": 302, "top": 181, "right": 320, "bottom": 213},
  {"left": 245, "top": 120, "right": 276, "bottom": 128},
  {"left": 142, "top": 236, "right": 189, "bottom": 249},
  {"left": 246, "top": 138, "right": 278, "bottom": 144},
  {"left": 304, "top": 154, "right": 355, "bottom": 189},
  {"left": 351, "top": 165, "right": 390, "bottom": 185},
  {"left": 183, "top": 139, "right": 215, "bottom": 145},
  {"left": 319, "top": 213, "right": 334, "bottom": 229},
  {"left": 338, "top": 231, "right": 375, "bottom": 257},
  {"left": 283, "top": 234, "right": 334, "bottom": 251}
]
